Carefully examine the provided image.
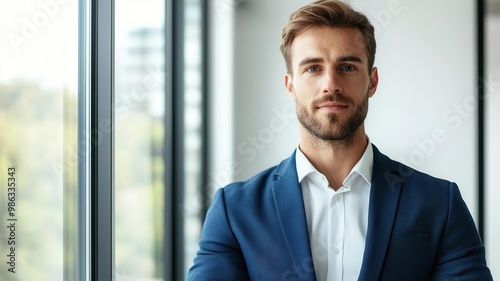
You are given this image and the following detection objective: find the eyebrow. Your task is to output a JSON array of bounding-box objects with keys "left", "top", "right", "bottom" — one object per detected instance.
[
  {"left": 298, "top": 57, "right": 324, "bottom": 67},
  {"left": 298, "top": 55, "right": 363, "bottom": 67},
  {"left": 338, "top": 55, "right": 363, "bottom": 63}
]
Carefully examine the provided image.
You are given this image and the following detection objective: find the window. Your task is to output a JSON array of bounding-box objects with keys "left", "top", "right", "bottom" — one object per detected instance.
[
  {"left": 114, "top": 0, "right": 206, "bottom": 279},
  {"left": 114, "top": 0, "right": 166, "bottom": 279},
  {"left": 1, "top": 0, "right": 209, "bottom": 280},
  {"left": 0, "top": 0, "right": 82, "bottom": 279}
]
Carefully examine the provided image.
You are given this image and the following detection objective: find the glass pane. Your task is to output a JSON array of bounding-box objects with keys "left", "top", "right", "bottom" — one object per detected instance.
[
  {"left": 183, "top": 0, "right": 203, "bottom": 276},
  {"left": 0, "top": 0, "right": 79, "bottom": 280},
  {"left": 114, "top": 0, "right": 165, "bottom": 280}
]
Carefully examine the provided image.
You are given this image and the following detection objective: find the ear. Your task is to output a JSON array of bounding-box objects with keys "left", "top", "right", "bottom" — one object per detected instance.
[
  {"left": 368, "top": 67, "right": 379, "bottom": 98},
  {"left": 285, "top": 73, "right": 296, "bottom": 100}
]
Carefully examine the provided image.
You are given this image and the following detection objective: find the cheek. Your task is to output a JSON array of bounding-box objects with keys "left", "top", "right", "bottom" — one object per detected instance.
[
  {"left": 296, "top": 96, "right": 316, "bottom": 113},
  {"left": 347, "top": 79, "right": 370, "bottom": 96},
  {"left": 293, "top": 81, "right": 318, "bottom": 101}
]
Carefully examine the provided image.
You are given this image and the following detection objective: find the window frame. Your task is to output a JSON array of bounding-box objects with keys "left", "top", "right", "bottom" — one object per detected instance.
[{"left": 89, "top": 0, "right": 114, "bottom": 280}]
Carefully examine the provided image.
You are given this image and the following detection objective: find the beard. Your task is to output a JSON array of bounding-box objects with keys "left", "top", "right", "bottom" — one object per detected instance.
[{"left": 296, "top": 93, "right": 369, "bottom": 142}]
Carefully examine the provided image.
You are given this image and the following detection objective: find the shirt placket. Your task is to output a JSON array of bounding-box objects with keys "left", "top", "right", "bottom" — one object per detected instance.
[{"left": 328, "top": 191, "right": 344, "bottom": 280}]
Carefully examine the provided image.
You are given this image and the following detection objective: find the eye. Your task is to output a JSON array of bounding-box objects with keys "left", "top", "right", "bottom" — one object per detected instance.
[
  {"left": 340, "top": 65, "right": 357, "bottom": 72},
  {"left": 305, "top": 66, "right": 320, "bottom": 73}
]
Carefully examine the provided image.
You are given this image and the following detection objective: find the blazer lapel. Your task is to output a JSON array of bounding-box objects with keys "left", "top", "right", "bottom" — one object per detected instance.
[
  {"left": 358, "top": 145, "right": 403, "bottom": 281},
  {"left": 272, "top": 152, "right": 317, "bottom": 281}
]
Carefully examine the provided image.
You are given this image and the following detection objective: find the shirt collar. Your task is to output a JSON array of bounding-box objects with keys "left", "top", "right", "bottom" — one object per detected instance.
[
  {"left": 296, "top": 145, "right": 320, "bottom": 184},
  {"left": 345, "top": 141, "right": 373, "bottom": 186},
  {"left": 295, "top": 139, "right": 374, "bottom": 187}
]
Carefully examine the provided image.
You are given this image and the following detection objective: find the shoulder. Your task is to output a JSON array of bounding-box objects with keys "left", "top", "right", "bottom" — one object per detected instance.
[
  {"left": 370, "top": 147, "right": 491, "bottom": 279},
  {"left": 215, "top": 151, "right": 298, "bottom": 207},
  {"left": 372, "top": 144, "right": 457, "bottom": 196},
  {"left": 372, "top": 143, "right": 464, "bottom": 211},
  {"left": 372, "top": 145, "right": 473, "bottom": 233},
  {"left": 222, "top": 165, "right": 279, "bottom": 196}
]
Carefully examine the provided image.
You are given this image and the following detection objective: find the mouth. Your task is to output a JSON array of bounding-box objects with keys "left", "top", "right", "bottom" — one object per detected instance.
[{"left": 317, "top": 102, "right": 348, "bottom": 112}]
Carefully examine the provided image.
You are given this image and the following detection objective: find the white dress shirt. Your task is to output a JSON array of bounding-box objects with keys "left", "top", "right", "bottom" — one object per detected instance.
[{"left": 296, "top": 142, "right": 373, "bottom": 281}]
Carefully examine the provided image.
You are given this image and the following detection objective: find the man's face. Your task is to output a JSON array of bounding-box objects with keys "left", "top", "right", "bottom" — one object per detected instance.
[{"left": 285, "top": 26, "right": 378, "bottom": 142}]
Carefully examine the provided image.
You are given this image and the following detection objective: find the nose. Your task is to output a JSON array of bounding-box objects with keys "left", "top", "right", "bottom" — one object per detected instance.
[{"left": 321, "top": 69, "right": 341, "bottom": 94}]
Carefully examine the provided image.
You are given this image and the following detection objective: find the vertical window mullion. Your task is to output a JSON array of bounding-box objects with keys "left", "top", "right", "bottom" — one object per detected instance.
[
  {"left": 200, "top": 0, "right": 210, "bottom": 226},
  {"left": 165, "top": 0, "right": 185, "bottom": 280},
  {"left": 476, "top": 0, "right": 485, "bottom": 241},
  {"left": 78, "top": 0, "right": 91, "bottom": 280},
  {"left": 90, "top": 0, "right": 114, "bottom": 280}
]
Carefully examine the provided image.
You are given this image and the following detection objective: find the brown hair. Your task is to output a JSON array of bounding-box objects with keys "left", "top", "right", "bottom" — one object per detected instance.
[{"left": 280, "top": 0, "right": 376, "bottom": 74}]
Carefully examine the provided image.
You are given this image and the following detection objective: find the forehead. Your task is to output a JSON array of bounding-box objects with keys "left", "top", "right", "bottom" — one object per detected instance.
[{"left": 290, "top": 26, "right": 368, "bottom": 66}]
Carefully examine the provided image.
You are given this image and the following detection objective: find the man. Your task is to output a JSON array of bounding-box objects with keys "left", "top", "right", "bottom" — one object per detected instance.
[{"left": 186, "top": 0, "right": 493, "bottom": 280}]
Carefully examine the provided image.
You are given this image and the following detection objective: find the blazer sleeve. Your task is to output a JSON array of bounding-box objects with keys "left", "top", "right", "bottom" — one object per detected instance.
[
  {"left": 186, "top": 188, "right": 250, "bottom": 281},
  {"left": 429, "top": 183, "right": 493, "bottom": 280}
]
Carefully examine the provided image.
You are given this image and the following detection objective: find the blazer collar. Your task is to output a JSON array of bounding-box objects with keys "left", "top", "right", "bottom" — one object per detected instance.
[
  {"left": 272, "top": 151, "right": 317, "bottom": 281},
  {"left": 358, "top": 144, "right": 403, "bottom": 281}
]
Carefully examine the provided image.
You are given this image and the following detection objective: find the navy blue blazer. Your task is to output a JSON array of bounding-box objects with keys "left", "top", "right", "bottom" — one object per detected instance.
[{"left": 186, "top": 145, "right": 492, "bottom": 281}]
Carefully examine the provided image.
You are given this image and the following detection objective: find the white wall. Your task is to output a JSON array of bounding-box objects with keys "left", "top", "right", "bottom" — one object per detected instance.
[{"left": 486, "top": 14, "right": 500, "bottom": 280}]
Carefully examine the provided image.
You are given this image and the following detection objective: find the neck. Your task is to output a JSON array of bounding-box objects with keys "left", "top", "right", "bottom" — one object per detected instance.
[{"left": 299, "top": 125, "right": 368, "bottom": 190}]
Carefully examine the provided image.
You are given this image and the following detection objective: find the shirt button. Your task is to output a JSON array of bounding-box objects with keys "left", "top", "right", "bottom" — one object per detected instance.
[
  {"left": 335, "top": 196, "right": 341, "bottom": 202},
  {"left": 333, "top": 248, "right": 340, "bottom": 255}
]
